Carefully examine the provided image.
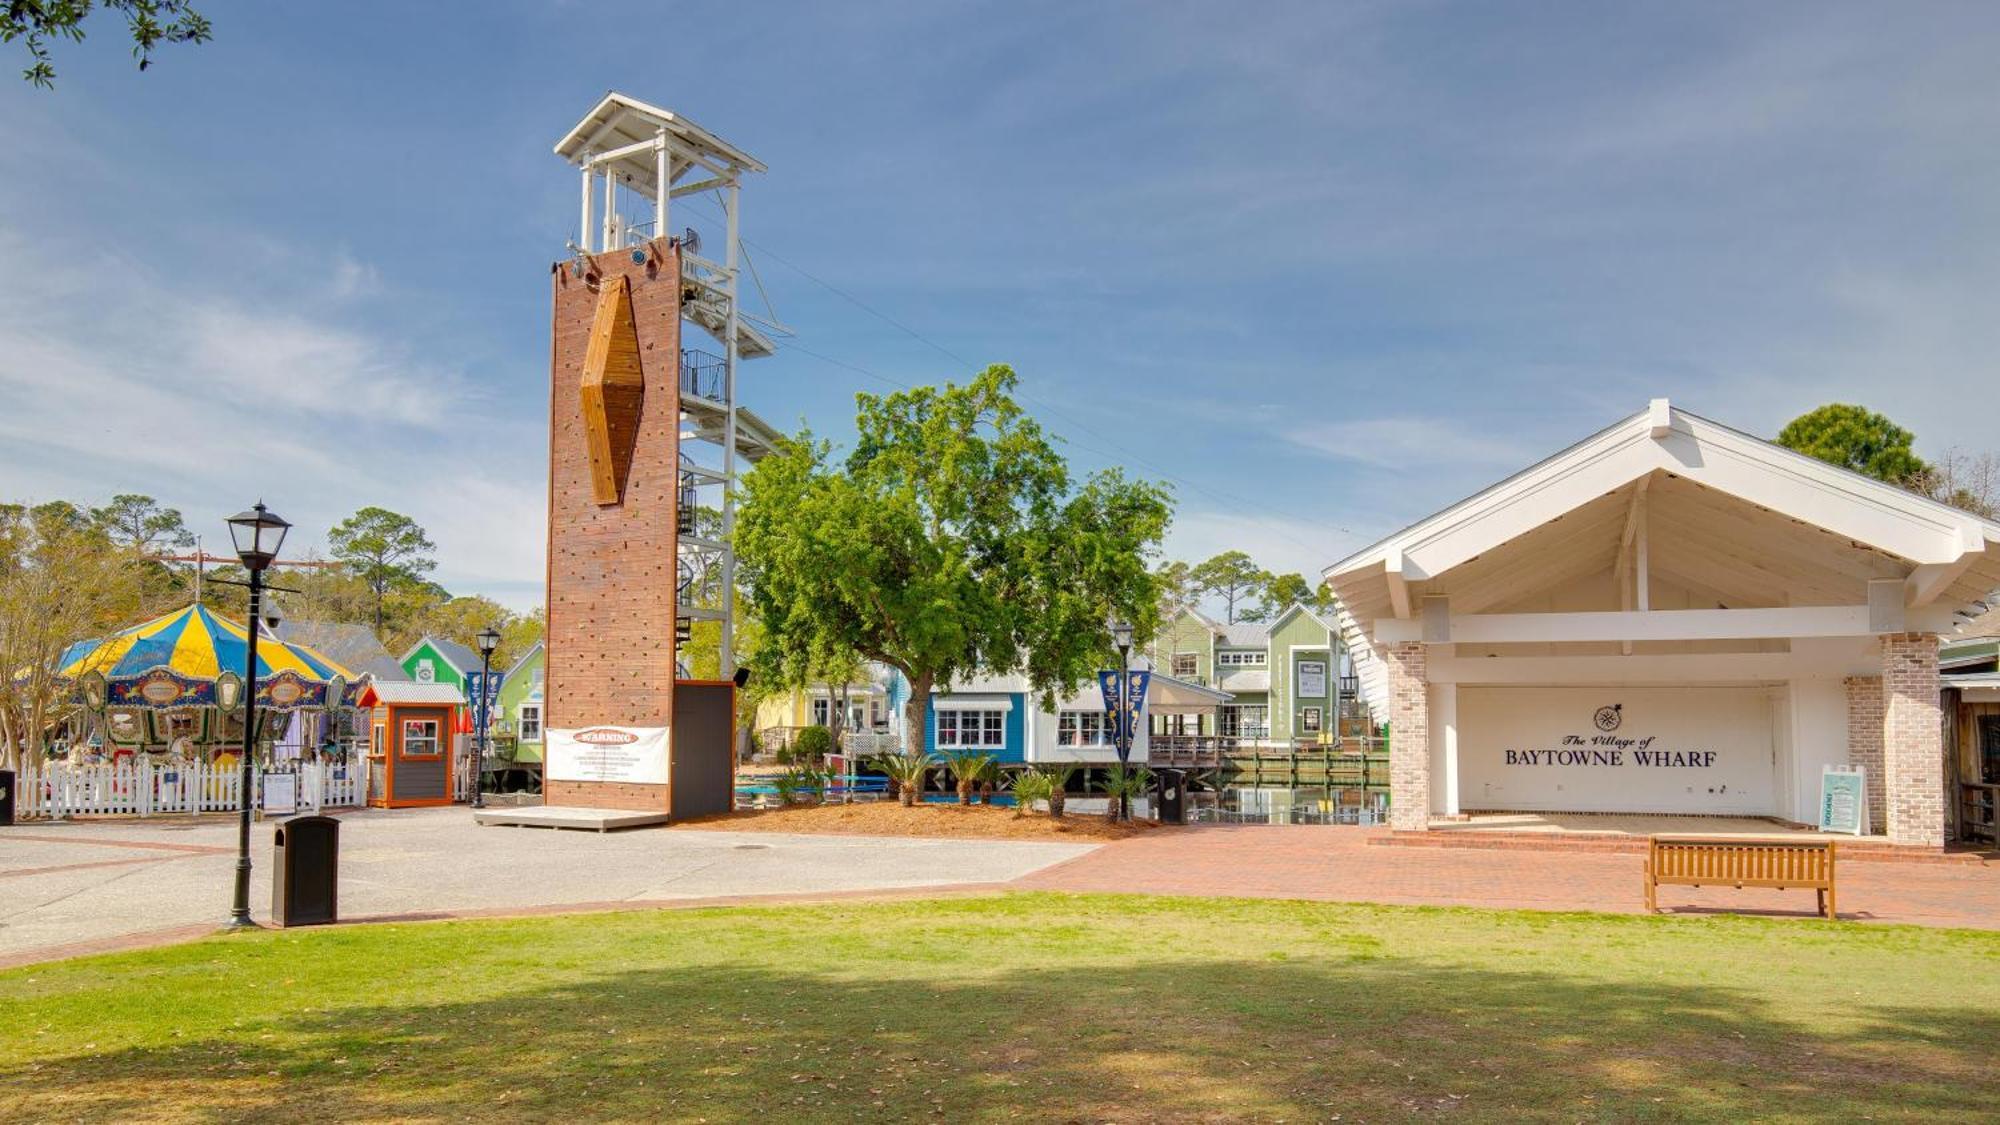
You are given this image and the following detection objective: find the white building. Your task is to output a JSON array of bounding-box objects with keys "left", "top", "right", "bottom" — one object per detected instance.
[{"left": 1325, "top": 400, "right": 2000, "bottom": 847}]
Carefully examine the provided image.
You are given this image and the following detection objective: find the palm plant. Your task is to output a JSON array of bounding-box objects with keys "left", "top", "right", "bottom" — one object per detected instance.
[
  {"left": 1008, "top": 769, "right": 1051, "bottom": 817},
  {"left": 1099, "top": 764, "right": 1154, "bottom": 824},
  {"left": 1040, "top": 764, "right": 1077, "bottom": 819},
  {"left": 945, "top": 750, "right": 994, "bottom": 804},
  {"left": 873, "top": 751, "right": 934, "bottom": 807}
]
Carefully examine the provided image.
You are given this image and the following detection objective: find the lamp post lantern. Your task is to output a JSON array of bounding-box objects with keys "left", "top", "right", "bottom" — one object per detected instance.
[
  {"left": 1108, "top": 619, "right": 1135, "bottom": 823},
  {"left": 223, "top": 501, "right": 289, "bottom": 930},
  {"left": 473, "top": 625, "right": 501, "bottom": 809}
]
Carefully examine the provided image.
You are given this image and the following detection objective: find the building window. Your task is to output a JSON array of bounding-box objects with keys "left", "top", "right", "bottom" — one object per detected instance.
[
  {"left": 1057, "top": 711, "right": 1109, "bottom": 747},
  {"left": 402, "top": 718, "right": 441, "bottom": 758},
  {"left": 810, "top": 698, "right": 832, "bottom": 727},
  {"left": 937, "top": 708, "right": 1005, "bottom": 748},
  {"left": 518, "top": 704, "right": 543, "bottom": 742},
  {"left": 1219, "top": 705, "right": 1269, "bottom": 739},
  {"left": 1170, "top": 653, "right": 1198, "bottom": 678},
  {"left": 1217, "top": 650, "right": 1267, "bottom": 667},
  {"left": 1299, "top": 707, "right": 1322, "bottom": 735}
]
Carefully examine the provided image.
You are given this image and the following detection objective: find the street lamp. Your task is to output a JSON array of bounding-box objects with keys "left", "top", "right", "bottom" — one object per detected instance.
[
  {"left": 472, "top": 624, "right": 501, "bottom": 810},
  {"left": 1108, "top": 619, "right": 1135, "bottom": 822},
  {"left": 223, "top": 501, "right": 289, "bottom": 930}
]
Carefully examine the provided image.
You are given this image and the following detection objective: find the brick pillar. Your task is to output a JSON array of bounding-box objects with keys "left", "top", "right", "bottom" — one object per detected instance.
[
  {"left": 1385, "top": 642, "right": 1430, "bottom": 832},
  {"left": 1843, "top": 674, "right": 1885, "bottom": 834},
  {"left": 1881, "top": 633, "right": 1943, "bottom": 848}
]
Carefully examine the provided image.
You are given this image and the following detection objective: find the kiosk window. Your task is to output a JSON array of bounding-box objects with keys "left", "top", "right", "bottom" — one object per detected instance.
[{"left": 402, "top": 719, "right": 441, "bottom": 758}]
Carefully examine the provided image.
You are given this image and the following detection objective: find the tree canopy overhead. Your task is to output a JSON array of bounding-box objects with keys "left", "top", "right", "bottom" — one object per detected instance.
[
  {"left": 5, "top": 0, "right": 211, "bottom": 87},
  {"left": 736, "top": 365, "right": 1172, "bottom": 753},
  {"left": 1776, "top": 404, "right": 1928, "bottom": 486}
]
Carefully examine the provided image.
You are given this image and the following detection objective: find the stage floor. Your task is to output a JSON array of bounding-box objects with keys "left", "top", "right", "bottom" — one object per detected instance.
[{"left": 473, "top": 805, "right": 672, "bottom": 832}]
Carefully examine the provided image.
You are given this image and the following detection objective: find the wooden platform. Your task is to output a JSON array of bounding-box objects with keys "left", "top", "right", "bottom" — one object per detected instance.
[{"left": 472, "top": 805, "right": 671, "bottom": 832}]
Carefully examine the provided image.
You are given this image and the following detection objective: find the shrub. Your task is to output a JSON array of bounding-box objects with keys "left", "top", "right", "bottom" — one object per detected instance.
[
  {"left": 792, "top": 725, "right": 834, "bottom": 764},
  {"left": 873, "top": 751, "right": 935, "bottom": 807},
  {"left": 1009, "top": 769, "right": 1052, "bottom": 817}
]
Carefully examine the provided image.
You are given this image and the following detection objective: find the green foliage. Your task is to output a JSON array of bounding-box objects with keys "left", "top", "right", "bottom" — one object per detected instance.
[
  {"left": 1098, "top": 764, "right": 1154, "bottom": 822},
  {"left": 1008, "top": 768, "right": 1053, "bottom": 816},
  {"left": 327, "top": 507, "right": 437, "bottom": 633},
  {"left": 5, "top": 0, "right": 212, "bottom": 88},
  {"left": 872, "top": 750, "right": 935, "bottom": 806},
  {"left": 791, "top": 724, "right": 834, "bottom": 763},
  {"left": 738, "top": 365, "right": 1171, "bottom": 755},
  {"left": 1190, "top": 551, "right": 1269, "bottom": 624},
  {"left": 772, "top": 764, "right": 827, "bottom": 806},
  {"left": 1776, "top": 404, "right": 1928, "bottom": 486},
  {"left": 944, "top": 749, "right": 995, "bottom": 802}
]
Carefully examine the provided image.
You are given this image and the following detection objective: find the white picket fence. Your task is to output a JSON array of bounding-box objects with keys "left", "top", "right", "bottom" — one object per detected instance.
[{"left": 13, "top": 757, "right": 368, "bottom": 821}]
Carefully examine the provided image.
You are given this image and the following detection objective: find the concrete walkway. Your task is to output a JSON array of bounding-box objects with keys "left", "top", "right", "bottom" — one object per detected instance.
[
  {"left": 1018, "top": 824, "right": 2000, "bottom": 928},
  {"left": 0, "top": 807, "right": 1095, "bottom": 967}
]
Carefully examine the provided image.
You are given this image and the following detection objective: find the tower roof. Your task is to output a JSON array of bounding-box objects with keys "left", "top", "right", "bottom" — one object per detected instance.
[{"left": 554, "top": 93, "right": 765, "bottom": 198}]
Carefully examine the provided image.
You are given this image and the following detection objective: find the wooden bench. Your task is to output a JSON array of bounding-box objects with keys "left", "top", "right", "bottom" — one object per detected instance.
[{"left": 1645, "top": 835, "right": 1837, "bottom": 919}]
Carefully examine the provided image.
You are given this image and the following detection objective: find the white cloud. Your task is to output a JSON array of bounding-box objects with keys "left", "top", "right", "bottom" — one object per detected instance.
[{"left": 0, "top": 224, "right": 548, "bottom": 609}]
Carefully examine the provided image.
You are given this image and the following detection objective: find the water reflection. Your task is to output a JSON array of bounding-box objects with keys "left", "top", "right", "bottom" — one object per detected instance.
[{"left": 1190, "top": 786, "right": 1389, "bottom": 826}]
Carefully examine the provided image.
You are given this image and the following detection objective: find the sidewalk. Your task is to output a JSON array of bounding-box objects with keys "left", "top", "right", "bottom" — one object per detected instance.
[{"left": 1016, "top": 824, "right": 2000, "bottom": 928}]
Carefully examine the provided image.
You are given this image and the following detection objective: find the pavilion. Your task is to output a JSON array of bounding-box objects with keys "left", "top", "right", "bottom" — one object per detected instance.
[{"left": 1325, "top": 399, "right": 2000, "bottom": 847}]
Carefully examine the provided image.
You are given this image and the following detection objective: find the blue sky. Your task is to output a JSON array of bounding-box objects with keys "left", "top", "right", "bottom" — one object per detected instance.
[{"left": 3, "top": 1, "right": 1997, "bottom": 610}]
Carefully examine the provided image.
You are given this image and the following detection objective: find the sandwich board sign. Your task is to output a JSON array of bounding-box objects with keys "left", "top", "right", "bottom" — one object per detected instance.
[{"left": 1818, "top": 766, "right": 1867, "bottom": 836}]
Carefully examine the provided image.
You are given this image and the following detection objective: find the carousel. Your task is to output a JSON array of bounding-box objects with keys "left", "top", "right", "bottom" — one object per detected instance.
[{"left": 57, "top": 604, "right": 361, "bottom": 764}]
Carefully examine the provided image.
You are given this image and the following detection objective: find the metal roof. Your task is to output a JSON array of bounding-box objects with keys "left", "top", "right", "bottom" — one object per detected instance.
[
  {"left": 553, "top": 92, "right": 766, "bottom": 194},
  {"left": 362, "top": 681, "right": 465, "bottom": 706},
  {"left": 1219, "top": 623, "right": 1267, "bottom": 647}
]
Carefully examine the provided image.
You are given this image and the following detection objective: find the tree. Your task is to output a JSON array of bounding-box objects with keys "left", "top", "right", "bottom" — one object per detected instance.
[
  {"left": 327, "top": 507, "right": 436, "bottom": 634},
  {"left": 737, "top": 365, "right": 1171, "bottom": 756},
  {"left": 1776, "top": 404, "right": 1928, "bottom": 486},
  {"left": 6, "top": 0, "right": 212, "bottom": 88},
  {"left": 89, "top": 494, "right": 193, "bottom": 554},
  {"left": 1249, "top": 572, "right": 1312, "bottom": 622},
  {"left": 0, "top": 503, "right": 161, "bottom": 770},
  {"left": 1144, "top": 559, "right": 1199, "bottom": 670},
  {"left": 1190, "top": 550, "right": 1269, "bottom": 624},
  {"left": 1913, "top": 447, "right": 1998, "bottom": 519}
]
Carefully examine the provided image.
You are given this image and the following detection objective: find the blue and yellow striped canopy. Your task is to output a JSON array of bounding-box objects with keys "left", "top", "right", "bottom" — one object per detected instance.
[{"left": 58, "top": 605, "right": 354, "bottom": 707}]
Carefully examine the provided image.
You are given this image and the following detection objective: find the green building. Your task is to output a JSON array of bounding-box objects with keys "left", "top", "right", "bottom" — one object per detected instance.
[
  {"left": 493, "top": 642, "right": 546, "bottom": 767},
  {"left": 398, "top": 636, "right": 483, "bottom": 691},
  {"left": 1151, "top": 605, "right": 1344, "bottom": 746}
]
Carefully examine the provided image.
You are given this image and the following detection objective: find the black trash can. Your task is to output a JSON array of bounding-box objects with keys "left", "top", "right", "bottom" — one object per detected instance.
[
  {"left": 0, "top": 768, "right": 15, "bottom": 826},
  {"left": 1154, "top": 768, "right": 1186, "bottom": 825},
  {"left": 272, "top": 815, "right": 339, "bottom": 927}
]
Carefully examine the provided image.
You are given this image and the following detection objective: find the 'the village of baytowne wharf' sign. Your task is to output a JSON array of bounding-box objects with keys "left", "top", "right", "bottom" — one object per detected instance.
[
  {"left": 546, "top": 726, "right": 670, "bottom": 785},
  {"left": 1456, "top": 686, "right": 1777, "bottom": 814}
]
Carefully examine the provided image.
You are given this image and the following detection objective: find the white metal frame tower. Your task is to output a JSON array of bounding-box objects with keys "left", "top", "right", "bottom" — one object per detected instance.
[{"left": 554, "top": 93, "right": 781, "bottom": 678}]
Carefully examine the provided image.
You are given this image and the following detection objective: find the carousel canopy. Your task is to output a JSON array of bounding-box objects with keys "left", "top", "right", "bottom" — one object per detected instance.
[{"left": 56, "top": 604, "right": 356, "bottom": 711}]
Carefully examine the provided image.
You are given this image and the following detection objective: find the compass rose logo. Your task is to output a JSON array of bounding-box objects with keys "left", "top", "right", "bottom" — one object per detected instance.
[{"left": 1593, "top": 704, "right": 1623, "bottom": 732}]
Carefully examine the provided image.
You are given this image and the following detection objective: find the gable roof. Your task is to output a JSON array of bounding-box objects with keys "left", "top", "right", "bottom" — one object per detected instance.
[
  {"left": 1266, "top": 603, "right": 1339, "bottom": 638},
  {"left": 1323, "top": 400, "right": 2000, "bottom": 712},
  {"left": 502, "top": 641, "right": 546, "bottom": 683},
  {"left": 401, "top": 636, "right": 482, "bottom": 676},
  {"left": 275, "top": 620, "right": 406, "bottom": 683}
]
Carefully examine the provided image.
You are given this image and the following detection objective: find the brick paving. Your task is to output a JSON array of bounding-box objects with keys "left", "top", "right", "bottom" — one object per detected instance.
[{"left": 1016, "top": 824, "right": 2000, "bottom": 928}]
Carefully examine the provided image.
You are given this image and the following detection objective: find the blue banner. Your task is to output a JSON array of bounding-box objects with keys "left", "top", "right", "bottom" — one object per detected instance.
[{"left": 1097, "top": 670, "right": 1152, "bottom": 718}]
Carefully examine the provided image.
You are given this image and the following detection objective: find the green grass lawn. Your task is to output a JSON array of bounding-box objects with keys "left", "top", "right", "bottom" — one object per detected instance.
[{"left": 3, "top": 894, "right": 1998, "bottom": 1123}]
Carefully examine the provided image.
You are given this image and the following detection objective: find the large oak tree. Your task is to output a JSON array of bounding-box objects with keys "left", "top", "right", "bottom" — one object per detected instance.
[{"left": 736, "top": 366, "right": 1171, "bottom": 755}]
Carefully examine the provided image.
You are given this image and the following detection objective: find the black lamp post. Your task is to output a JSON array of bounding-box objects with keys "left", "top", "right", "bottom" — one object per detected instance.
[
  {"left": 473, "top": 624, "right": 501, "bottom": 809},
  {"left": 1109, "top": 619, "right": 1135, "bottom": 822},
  {"left": 224, "top": 501, "right": 289, "bottom": 930}
]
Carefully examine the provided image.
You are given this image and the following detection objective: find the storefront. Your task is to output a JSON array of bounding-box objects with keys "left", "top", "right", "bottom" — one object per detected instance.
[{"left": 1325, "top": 399, "right": 2000, "bottom": 847}]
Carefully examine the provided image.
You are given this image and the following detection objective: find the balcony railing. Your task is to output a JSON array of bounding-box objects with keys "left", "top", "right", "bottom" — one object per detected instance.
[{"left": 681, "top": 348, "right": 727, "bottom": 403}]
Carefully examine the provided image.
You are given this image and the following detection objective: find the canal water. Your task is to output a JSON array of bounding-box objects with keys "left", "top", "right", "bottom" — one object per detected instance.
[{"left": 1189, "top": 785, "right": 1391, "bottom": 826}]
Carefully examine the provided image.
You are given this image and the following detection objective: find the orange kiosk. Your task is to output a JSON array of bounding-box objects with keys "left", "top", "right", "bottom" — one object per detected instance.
[{"left": 358, "top": 681, "right": 464, "bottom": 808}]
